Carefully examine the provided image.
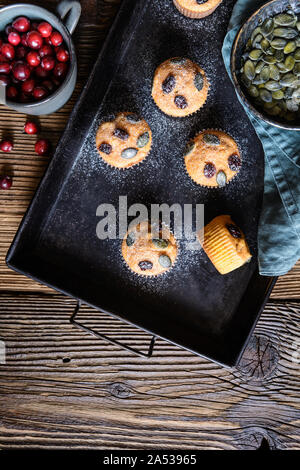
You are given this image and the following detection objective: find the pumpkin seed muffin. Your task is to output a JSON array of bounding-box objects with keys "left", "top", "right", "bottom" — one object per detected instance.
[
  {"left": 198, "top": 215, "right": 252, "bottom": 275},
  {"left": 173, "top": 0, "right": 222, "bottom": 19},
  {"left": 96, "top": 112, "right": 152, "bottom": 169},
  {"left": 122, "top": 221, "right": 178, "bottom": 277},
  {"left": 152, "top": 58, "right": 209, "bottom": 117},
  {"left": 184, "top": 130, "right": 242, "bottom": 187}
]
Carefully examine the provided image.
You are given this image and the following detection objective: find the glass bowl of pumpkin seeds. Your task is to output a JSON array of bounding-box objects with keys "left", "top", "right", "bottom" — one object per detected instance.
[{"left": 231, "top": 0, "right": 300, "bottom": 130}]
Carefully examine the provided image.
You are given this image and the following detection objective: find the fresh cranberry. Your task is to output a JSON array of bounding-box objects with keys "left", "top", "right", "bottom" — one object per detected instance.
[
  {"left": 41, "top": 56, "right": 55, "bottom": 71},
  {"left": 44, "top": 36, "right": 52, "bottom": 46},
  {"left": 0, "top": 176, "right": 13, "bottom": 190},
  {"left": 16, "top": 45, "right": 28, "bottom": 59},
  {"left": 56, "top": 47, "right": 69, "bottom": 63},
  {"left": 6, "top": 86, "right": 18, "bottom": 100},
  {"left": 0, "top": 62, "right": 10, "bottom": 74},
  {"left": 12, "top": 61, "right": 31, "bottom": 81},
  {"left": 26, "top": 50, "right": 40, "bottom": 67},
  {"left": 52, "top": 77, "right": 60, "bottom": 87},
  {"left": 19, "top": 92, "right": 30, "bottom": 103},
  {"left": 42, "top": 79, "right": 55, "bottom": 92},
  {"left": 26, "top": 31, "right": 43, "bottom": 49},
  {"left": 20, "top": 33, "right": 28, "bottom": 46},
  {"left": 34, "top": 65, "right": 49, "bottom": 78},
  {"left": 0, "top": 140, "right": 13, "bottom": 152},
  {"left": 53, "top": 62, "right": 67, "bottom": 79},
  {"left": 12, "top": 16, "right": 30, "bottom": 33},
  {"left": 8, "top": 31, "right": 21, "bottom": 46},
  {"left": 39, "top": 44, "right": 54, "bottom": 58},
  {"left": 1, "top": 43, "right": 15, "bottom": 60},
  {"left": 35, "top": 139, "right": 49, "bottom": 155},
  {"left": 50, "top": 31, "right": 63, "bottom": 47},
  {"left": 0, "top": 53, "right": 8, "bottom": 62},
  {"left": 33, "top": 86, "right": 47, "bottom": 100},
  {"left": 24, "top": 120, "right": 39, "bottom": 134},
  {"left": 38, "top": 22, "right": 52, "bottom": 38},
  {"left": 31, "top": 21, "right": 39, "bottom": 31},
  {"left": 22, "top": 78, "right": 35, "bottom": 94},
  {"left": 5, "top": 25, "right": 14, "bottom": 36},
  {"left": 0, "top": 74, "right": 10, "bottom": 85}
]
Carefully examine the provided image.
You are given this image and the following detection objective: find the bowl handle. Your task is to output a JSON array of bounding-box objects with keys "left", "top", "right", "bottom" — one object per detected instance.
[{"left": 56, "top": 0, "right": 82, "bottom": 35}]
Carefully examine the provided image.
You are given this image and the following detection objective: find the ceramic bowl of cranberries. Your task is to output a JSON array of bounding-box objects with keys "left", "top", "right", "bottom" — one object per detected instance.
[{"left": 0, "top": 1, "right": 81, "bottom": 115}]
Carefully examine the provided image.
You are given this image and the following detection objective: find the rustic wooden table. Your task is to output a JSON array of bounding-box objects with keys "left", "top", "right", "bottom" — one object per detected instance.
[{"left": 0, "top": 0, "right": 299, "bottom": 451}]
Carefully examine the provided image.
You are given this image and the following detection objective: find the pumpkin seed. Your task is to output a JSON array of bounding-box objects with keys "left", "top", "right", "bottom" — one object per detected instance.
[
  {"left": 158, "top": 255, "right": 172, "bottom": 268},
  {"left": 264, "top": 100, "right": 276, "bottom": 109},
  {"left": 266, "top": 105, "right": 281, "bottom": 115},
  {"left": 260, "top": 38, "right": 270, "bottom": 53},
  {"left": 286, "top": 99, "right": 299, "bottom": 111},
  {"left": 126, "top": 233, "right": 135, "bottom": 247},
  {"left": 126, "top": 113, "right": 141, "bottom": 123},
  {"left": 294, "top": 63, "right": 300, "bottom": 76},
  {"left": 249, "top": 49, "right": 263, "bottom": 60},
  {"left": 255, "top": 61, "right": 265, "bottom": 73},
  {"left": 121, "top": 148, "right": 138, "bottom": 159},
  {"left": 261, "top": 18, "right": 274, "bottom": 37},
  {"left": 251, "top": 27, "right": 262, "bottom": 43},
  {"left": 277, "top": 61, "right": 289, "bottom": 72},
  {"left": 275, "top": 49, "right": 284, "bottom": 62},
  {"left": 284, "top": 41, "right": 296, "bottom": 54},
  {"left": 263, "top": 55, "right": 277, "bottom": 64},
  {"left": 241, "top": 73, "right": 252, "bottom": 88},
  {"left": 183, "top": 141, "right": 195, "bottom": 156},
  {"left": 284, "top": 87, "right": 294, "bottom": 99},
  {"left": 269, "top": 64, "right": 280, "bottom": 80},
  {"left": 216, "top": 171, "right": 227, "bottom": 188},
  {"left": 260, "top": 66, "right": 270, "bottom": 82},
  {"left": 153, "top": 238, "right": 169, "bottom": 249},
  {"left": 244, "top": 60, "right": 255, "bottom": 80},
  {"left": 194, "top": 72, "right": 204, "bottom": 91},
  {"left": 272, "top": 90, "right": 285, "bottom": 100},
  {"left": 249, "top": 85, "right": 259, "bottom": 97},
  {"left": 273, "top": 27, "right": 298, "bottom": 39},
  {"left": 260, "top": 89, "right": 272, "bottom": 102},
  {"left": 294, "top": 49, "right": 300, "bottom": 61},
  {"left": 265, "top": 80, "right": 282, "bottom": 91},
  {"left": 274, "top": 13, "right": 296, "bottom": 27},
  {"left": 137, "top": 132, "right": 150, "bottom": 148},
  {"left": 297, "top": 22, "right": 300, "bottom": 32},
  {"left": 266, "top": 46, "right": 276, "bottom": 55},
  {"left": 292, "top": 88, "right": 300, "bottom": 102},
  {"left": 280, "top": 73, "right": 298, "bottom": 86},
  {"left": 253, "top": 33, "right": 263, "bottom": 48},
  {"left": 285, "top": 55, "right": 296, "bottom": 71},
  {"left": 271, "top": 37, "right": 287, "bottom": 49},
  {"left": 253, "top": 76, "right": 264, "bottom": 85},
  {"left": 296, "top": 37, "right": 300, "bottom": 47},
  {"left": 203, "top": 134, "right": 220, "bottom": 145}
]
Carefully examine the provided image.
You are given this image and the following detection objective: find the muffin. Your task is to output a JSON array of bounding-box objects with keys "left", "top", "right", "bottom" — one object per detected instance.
[
  {"left": 122, "top": 221, "right": 178, "bottom": 276},
  {"left": 152, "top": 58, "right": 209, "bottom": 117},
  {"left": 173, "top": 0, "right": 222, "bottom": 19},
  {"left": 198, "top": 215, "right": 252, "bottom": 275},
  {"left": 96, "top": 112, "right": 152, "bottom": 169},
  {"left": 184, "top": 130, "right": 241, "bottom": 187}
]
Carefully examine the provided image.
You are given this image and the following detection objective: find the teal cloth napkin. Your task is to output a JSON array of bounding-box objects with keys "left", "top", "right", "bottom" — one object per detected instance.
[{"left": 222, "top": 0, "right": 300, "bottom": 276}]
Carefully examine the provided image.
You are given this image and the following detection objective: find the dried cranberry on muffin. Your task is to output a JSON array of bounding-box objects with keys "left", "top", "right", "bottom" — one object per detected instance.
[
  {"left": 173, "top": 0, "right": 222, "bottom": 19},
  {"left": 96, "top": 112, "right": 152, "bottom": 169},
  {"left": 184, "top": 130, "right": 242, "bottom": 187},
  {"left": 122, "top": 221, "right": 178, "bottom": 276},
  {"left": 152, "top": 58, "right": 209, "bottom": 117},
  {"left": 198, "top": 215, "right": 252, "bottom": 275}
]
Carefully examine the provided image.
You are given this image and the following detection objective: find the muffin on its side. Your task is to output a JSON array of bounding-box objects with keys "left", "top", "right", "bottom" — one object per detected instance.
[
  {"left": 198, "top": 215, "right": 252, "bottom": 275},
  {"left": 122, "top": 221, "right": 178, "bottom": 277},
  {"left": 152, "top": 58, "right": 209, "bottom": 117},
  {"left": 173, "top": 0, "right": 222, "bottom": 19},
  {"left": 184, "top": 130, "right": 242, "bottom": 187},
  {"left": 96, "top": 112, "right": 152, "bottom": 169}
]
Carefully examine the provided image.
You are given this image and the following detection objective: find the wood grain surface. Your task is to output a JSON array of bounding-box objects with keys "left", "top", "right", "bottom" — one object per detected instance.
[{"left": 0, "top": 0, "right": 299, "bottom": 451}]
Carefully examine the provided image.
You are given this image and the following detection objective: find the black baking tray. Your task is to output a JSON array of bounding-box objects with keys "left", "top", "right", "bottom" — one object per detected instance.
[{"left": 6, "top": 0, "right": 277, "bottom": 367}]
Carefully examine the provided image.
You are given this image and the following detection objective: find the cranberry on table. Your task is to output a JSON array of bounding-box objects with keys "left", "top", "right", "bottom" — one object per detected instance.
[
  {"left": 6, "top": 86, "right": 18, "bottom": 99},
  {"left": 0, "top": 62, "right": 11, "bottom": 74},
  {"left": 0, "top": 140, "right": 13, "bottom": 152},
  {"left": 26, "top": 50, "right": 40, "bottom": 67},
  {"left": 20, "top": 33, "right": 28, "bottom": 46},
  {"left": 0, "top": 74, "right": 10, "bottom": 85},
  {"left": 5, "top": 25, "right": 14, "bottom": 36},
  {"left": 50, "top": 31, "right": 63, "bottom": 47},
  {"left": 12, "top": 61, "right": 31, "bottom": 81},
  {"left": 34, "top": 64, "right": 49, "bottom": 78},
  {"left": 22, "top": 78, "right": 35, "bottom": 94},
  {"left": 33, "top": 86, "right": 47, "bottom": 100},
  {"left": 12, "top": 16, "right": 31, "bottom": 33},
  {"left": 53, "top": 62, "right": 67, "bottom": 79},
  {"left": 1, "top": 43, "right": 15, "bottom": 60},
  {"left": 24, "top": 120, "right": 39, "bottom": 135},
  {"left": 56, "top": 47, "right": 69, "bottom": 63},
  {"left": 0, "top": 176, "right": 13, "bottom": 190},
  {"left": 35, "top": 139, "right": 49, "bottom": 155},
  {"left": 41, "top": 56, "right": 55, "bottom": 71},
  {"left": 16, "top": 45, "right": 28, "bottom": 59},
  {"left": 39, "top": 44, "right": 54, "bottom": 57},
  {"left": 8, "top": 31, "right": 21, "bottom": 46},
  {"left": 37, "top": 22, "right": 52, "bottom": 38},
  {"left": 26, "top": 30, "right": 43, "bottom": 49},
  {"left": 19, "top": 92, "right": 30, "bottom": 103}
]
